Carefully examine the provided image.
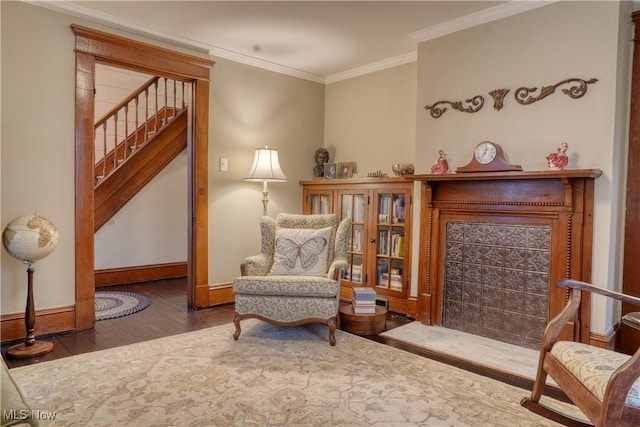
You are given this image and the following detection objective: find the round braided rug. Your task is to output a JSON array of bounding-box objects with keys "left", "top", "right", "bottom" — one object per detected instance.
[{"left": 95, "top": 291, "right": 151, "bottom": 321}]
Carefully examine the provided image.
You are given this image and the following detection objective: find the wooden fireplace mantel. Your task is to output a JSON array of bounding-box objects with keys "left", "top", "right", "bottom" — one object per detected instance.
[{"left": 406, "top": 169, "right": 602, "bottom": 346}]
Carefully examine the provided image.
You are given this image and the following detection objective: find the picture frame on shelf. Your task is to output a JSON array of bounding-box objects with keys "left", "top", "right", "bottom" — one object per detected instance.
[
  {"left": 337, "top": 162, "right": 355, "bottom": 179},
  {"left": 324, "top": 163, "right": 337, "bottom": 180}
]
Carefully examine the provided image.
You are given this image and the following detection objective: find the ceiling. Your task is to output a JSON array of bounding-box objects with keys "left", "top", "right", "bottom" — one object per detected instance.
[{"left": 37, "top": 1, "right": 554, "bottom": 83}]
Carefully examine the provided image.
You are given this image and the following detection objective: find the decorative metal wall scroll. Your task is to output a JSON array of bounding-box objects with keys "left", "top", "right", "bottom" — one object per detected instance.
[
  {"left": 514, "top": 78, "right": 598, "bottom": 105},
  {"left": 424, "top": 77, "right": 597, "bottom": 118},
  {"left": 489, "top": 88, "right": 510, "bottom": 111},
  {"left": 424, "top": 95, "right": 484, "bottom": 118}
]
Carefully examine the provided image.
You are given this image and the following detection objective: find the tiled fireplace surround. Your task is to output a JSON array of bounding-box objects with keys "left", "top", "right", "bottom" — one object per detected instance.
[
  {"left": 408, "top": 169, "right": 602, "bottom": 349},
  {"left": 442, "top": 221, "right": 551, "bottom": 349}
]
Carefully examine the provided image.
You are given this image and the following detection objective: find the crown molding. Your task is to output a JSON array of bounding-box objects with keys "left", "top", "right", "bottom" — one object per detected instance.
[
  {"left": 207, "top": 46, "right": 324, "bottom": 83},
  {"left": 26, "top": 0, "right": 325, "bottom": 83},
  {"left": 325, "top": 52, "right": 417, "bottom": 84},
  {"left": 410, "top": 0, "right": 557, "bottom": 43},
  {"left": 28, "top": 0, "right": 557, "bottom": 84}
]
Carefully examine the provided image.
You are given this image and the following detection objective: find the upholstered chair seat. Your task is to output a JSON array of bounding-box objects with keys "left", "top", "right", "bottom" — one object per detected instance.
[
  {"left": 522, "top": 279, "right": 640, "bottom": 427},
  {"left": 232, "top": 213, "right": 350, "bottom": 346}
]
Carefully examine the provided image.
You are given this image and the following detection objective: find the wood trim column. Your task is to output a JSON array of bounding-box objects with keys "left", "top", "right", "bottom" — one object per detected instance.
[
  {"left": 621, "top": 11, "right": 640, "bottom": 353},
  {"left": 75, "top": 50, "right": 96, "bottom": 330},
  {"left": 189, "top": 79, "right": 211, "bottom": 309}
]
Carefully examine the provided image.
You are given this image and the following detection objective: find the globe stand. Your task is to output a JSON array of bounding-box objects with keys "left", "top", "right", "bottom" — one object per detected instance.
[{"left": 7, "top": 262, "right": 54, "bottom": 359}]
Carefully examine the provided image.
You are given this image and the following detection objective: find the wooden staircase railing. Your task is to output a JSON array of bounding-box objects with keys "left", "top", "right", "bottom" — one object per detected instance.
[{"left": 94, "top": 76, "right": 187, "bottom": 184}]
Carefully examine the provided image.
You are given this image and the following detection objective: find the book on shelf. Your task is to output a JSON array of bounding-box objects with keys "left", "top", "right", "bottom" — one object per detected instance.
[
  {"left": 345, "top": 264, "right": 362, "bottom": 282},
  {"left": 378, "top": 230, "right": 390, "bottom": 255},
  {"left": 392, "top": 194, "right": 405, "bottom": 223},
  {"left": 378, "top": 194, "right": 392, "bottom": 223},
  {"left": 391, "top": 233, "right": 404, "bottom": 257},
  {"left": 379, "top": 270, "right": 403, "bottom": 290}
]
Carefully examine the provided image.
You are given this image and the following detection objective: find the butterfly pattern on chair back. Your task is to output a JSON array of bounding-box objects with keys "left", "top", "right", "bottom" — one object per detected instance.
[
  {"left": 275, "top": 236, "right": 328, "bottom": 271},
  {"left": 269, "top": 225, "right": 333, "bottom": 276}
]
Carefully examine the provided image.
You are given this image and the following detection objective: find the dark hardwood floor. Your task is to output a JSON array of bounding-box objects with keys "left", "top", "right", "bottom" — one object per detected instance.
[
  {"left": 2, "top": 279, "right": 236, "bottom": 368},
  {"left": 1, "top": 278, "right": 568, "bottom": 402}
]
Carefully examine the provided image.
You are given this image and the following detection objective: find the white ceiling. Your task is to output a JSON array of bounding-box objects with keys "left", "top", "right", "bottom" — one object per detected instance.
[{"left": 35, "top": 1, "right": 555, "bottom": 83}]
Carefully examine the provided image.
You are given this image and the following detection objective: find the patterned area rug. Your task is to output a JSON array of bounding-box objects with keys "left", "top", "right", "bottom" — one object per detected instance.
[
  {"left": 9, "top": 320, "right": 582, "bottom": 426},
  {"left": 95, "top": 291, "right": 150, "bottom": 321}
]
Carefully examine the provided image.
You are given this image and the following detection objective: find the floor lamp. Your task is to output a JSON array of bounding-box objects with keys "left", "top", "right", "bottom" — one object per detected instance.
[{"left": 245, "top": 146, "right": 287, "bottom": 216}]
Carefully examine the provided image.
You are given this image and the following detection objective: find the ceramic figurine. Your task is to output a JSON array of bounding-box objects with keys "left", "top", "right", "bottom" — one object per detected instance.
[
  {"left": 431, "top": 150, "right": 449, "bottom": 174},
  {"left": 546, "top": 143, "right": 569, "bottom": 170}
]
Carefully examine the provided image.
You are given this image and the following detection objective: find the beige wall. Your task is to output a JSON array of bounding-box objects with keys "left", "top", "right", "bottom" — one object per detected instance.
[
  {"left": 325, "top": 63, "right": 416, "bottom": 177},
  {"left": 0, "top": 1, "right": 324, "bottom": 313},
  {"left": 208, "top": 57, "right": 325, "bottom": 284},
  {"left": 324, "top": 1, "right": 633, "bottom": 334},
  {"left": 2, "top": 1, "right": 77, "bottom": 312},
  {"left": 414, "top": 1, "right": 631, "bottom": 334}
]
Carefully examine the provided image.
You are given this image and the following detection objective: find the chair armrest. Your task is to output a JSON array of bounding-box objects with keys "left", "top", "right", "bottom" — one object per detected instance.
[
  {"left": 240, "top": 254, "right": 272, "bottom": 276},
  {"left": 543, "top": 280, "right": 640, "bottom": 352},
  {"left": 622, "top": 312, "right": 640, "bottom": 331},
  {"left": 557, "top": 279, "right": 640, "bottom": 307},
  {"left": 539, "top": 281, "right": 583, "bottom": 352},
  {"left": 328, "top": 258, "right": 348, "bottom": 281}
]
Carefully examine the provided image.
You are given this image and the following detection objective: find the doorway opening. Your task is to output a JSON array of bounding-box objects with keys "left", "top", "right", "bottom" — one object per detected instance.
[{"left": 73, "top": 24, "right": 214, "bottom": 330}]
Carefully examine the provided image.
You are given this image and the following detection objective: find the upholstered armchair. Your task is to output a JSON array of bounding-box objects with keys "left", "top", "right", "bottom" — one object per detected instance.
[
  {"left": 232, "top": 213, "right": 351, "bottom": 346},
  {"left": 522, "top": 279, "right": 640, "bottom": 427}
]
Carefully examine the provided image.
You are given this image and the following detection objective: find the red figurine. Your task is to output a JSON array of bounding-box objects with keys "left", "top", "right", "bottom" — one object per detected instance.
[
  {"left": 546, "top": 143, "right": 569, "bottom": 170},
  {"left": 431, "top": 150, "right": 449, "bottom": 174}
]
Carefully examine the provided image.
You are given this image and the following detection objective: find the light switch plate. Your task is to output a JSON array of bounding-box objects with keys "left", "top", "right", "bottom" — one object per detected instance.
[{"left": 219, "top": 158, "right": 228, "bottom": 172}]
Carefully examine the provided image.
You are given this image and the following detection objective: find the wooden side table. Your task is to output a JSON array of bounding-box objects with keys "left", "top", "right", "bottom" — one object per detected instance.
[{"left": 339, "top": 304, "right": 387, "bottom": 336}]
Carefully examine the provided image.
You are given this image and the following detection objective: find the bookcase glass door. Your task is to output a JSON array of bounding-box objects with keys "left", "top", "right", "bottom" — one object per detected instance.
[
  {"left": 374, "top": 192, "right": 407, "bottom": 294},
  {"left": 309, "top": 192, "right": 332, "bottom": 214},
  {"left": 340, "top": 192, "right": 366, "bottom": 285}
]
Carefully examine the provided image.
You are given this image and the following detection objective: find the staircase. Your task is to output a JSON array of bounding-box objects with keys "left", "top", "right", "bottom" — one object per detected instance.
[{"left": 94, "top": 76, "right": 189, "bottom": 231}]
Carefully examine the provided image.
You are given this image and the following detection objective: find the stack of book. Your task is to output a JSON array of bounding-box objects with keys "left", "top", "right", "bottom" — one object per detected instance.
[{"left": 352, "top": 287, "right": 377, "bottom": 314}]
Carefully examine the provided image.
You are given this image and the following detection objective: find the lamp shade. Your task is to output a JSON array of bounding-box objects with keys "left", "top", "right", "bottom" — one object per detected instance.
[{"left": 245, "top": 146, "right": 287, "bottom": 182}]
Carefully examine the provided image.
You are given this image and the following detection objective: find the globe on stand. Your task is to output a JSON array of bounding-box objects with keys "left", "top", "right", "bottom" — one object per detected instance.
[{"left": 2, "top": 213, "right": 59, "bottom": 359}]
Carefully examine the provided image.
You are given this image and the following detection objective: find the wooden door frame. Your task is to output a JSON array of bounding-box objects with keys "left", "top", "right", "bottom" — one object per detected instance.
[
  {"left": 72, "top": 25, "right": 215, "bottom": 329},
  {"left": 621, "top": 11, "right": 640, "bottom": 353}
]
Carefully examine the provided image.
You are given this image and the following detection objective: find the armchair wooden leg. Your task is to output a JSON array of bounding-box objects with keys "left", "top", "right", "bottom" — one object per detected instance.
[
  {"left": 328, "top": 317, "right": 337, "bottom": 346},
  {"left": 233, "top": 313, "right": 242, "bottom": 341}
]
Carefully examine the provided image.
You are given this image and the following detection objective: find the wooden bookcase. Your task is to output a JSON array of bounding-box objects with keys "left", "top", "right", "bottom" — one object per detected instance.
[{"left": 301, "top": 178, "right": 413, "bottom": 314}]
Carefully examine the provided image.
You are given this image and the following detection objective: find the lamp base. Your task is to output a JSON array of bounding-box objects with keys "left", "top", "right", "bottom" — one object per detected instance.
[{"left": 6, "top": 340, "right": 53, "bottom": 359}]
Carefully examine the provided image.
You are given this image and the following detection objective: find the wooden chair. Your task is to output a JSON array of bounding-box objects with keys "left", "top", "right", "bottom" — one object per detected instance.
[{"left": 521, "top": 279, "right": 640, "bottom": 426}]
